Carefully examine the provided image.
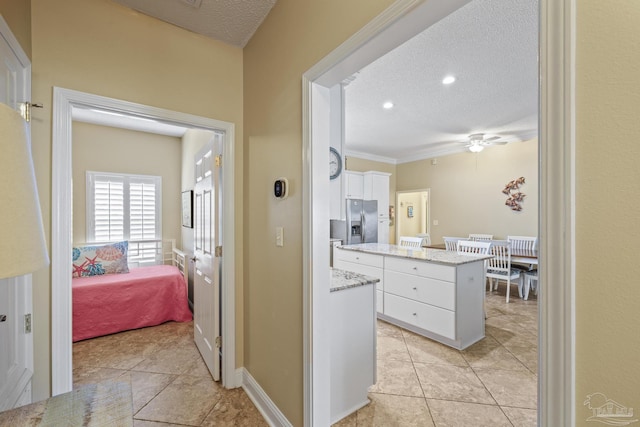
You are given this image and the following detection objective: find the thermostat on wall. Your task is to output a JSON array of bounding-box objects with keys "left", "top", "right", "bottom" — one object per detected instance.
[{"left": 274, "top": 178, "right": 289, "bottom": 199}]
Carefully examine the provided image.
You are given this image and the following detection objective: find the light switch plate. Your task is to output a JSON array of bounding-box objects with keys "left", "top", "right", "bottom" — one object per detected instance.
[{"left": 276, "top": 226, "right": 284, "bottom": 247}]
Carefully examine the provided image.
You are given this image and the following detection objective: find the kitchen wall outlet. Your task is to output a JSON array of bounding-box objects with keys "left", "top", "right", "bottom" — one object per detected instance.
[
  {"left": 433, "top": 219, "right": 439, "bottom": 226},
  {"left": 276, "top": 226, "right": 284, "bottom": 247}
]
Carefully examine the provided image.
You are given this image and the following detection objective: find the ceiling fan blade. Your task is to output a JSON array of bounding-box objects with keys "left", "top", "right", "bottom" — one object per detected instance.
[{"left": 485, "top": 136, "right": 501, "bottom": 141}]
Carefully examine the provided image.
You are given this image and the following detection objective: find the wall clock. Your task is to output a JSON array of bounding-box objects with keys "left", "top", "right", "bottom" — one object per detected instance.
[{"left": 329, "top": 147, "right": 342, "bottom": 180}]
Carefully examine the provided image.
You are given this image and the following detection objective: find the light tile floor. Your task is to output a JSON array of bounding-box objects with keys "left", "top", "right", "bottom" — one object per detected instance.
[
  {"left": 72, "top": 320, "right": 268, "bottom": 426},
  {"left": 73, "top": 285, "right": 537, "bottom": 427},
  {"left": 334, "top": 286, "right": 539, "bottom": 427}
]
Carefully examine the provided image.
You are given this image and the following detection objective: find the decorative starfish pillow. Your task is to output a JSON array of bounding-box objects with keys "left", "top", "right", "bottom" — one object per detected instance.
[{"left": 72, "top": 241, "right": 129, "bottom": 278}]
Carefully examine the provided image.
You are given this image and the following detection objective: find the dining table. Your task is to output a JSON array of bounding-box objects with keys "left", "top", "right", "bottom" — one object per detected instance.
[{"left": 425, "top": 242, "right": 538, "bottom": 265}]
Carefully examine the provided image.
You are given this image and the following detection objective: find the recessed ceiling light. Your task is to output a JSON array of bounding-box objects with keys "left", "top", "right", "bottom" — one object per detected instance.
[
  {"left": 442, "top": 75, "right": 456, "bottom": 85},
  {"left": 383, "top": 102, "right": 394, "bottom": 109}
]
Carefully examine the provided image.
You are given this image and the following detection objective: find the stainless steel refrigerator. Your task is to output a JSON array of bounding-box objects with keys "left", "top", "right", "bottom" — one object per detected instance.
[{"left": 345, "top": 199, "right": 378, "bottom": 244}]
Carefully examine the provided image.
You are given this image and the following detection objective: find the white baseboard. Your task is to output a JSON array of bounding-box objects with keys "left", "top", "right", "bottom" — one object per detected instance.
[{"left": 239, "top": 367, "right": 293, "bottom": 427}]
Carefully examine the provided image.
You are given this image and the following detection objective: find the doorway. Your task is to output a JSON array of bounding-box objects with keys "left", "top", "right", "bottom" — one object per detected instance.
[
  {"left": 51, "top": 88, "right": 237, "bottom": 395},
  {"left": 396, "top": 189, "right": 430, "bottom": 243},
  {"left": 302, "top": 0, "right": 574, "bottom": 426}
]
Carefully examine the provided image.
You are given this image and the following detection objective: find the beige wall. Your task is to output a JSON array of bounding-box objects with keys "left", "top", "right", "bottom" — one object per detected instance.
[
  {"left": 0, "top": 0, "right": 31, "bottom": 58},
  {"left": 397, "top": 139, "right": 538, "bottom": 244},
  {"left": 575, "top": 0, "right": 640, "bottom": 421},
  {"left": 243, "top": 0, "right": 395, "bottom": 424},
  {"left": 71, "top": 122, "right": 182, "bottom": 245},
  {"left": 345, "top": 156, "right": 397, "bottom": 243},
  {"left": 28, "top": 0, "right": 243, "bottom": 400}
]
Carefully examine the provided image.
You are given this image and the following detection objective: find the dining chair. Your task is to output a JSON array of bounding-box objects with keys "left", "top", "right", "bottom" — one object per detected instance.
[
  {"left": 416, "top": 233, "right": 431, "bottom": 247},
  {"left": 468, "top": 233, "right": 493, "bottom": 241},
  {"left": 457, "top": 240, "right": 491, "bottom": 255},
  {"left": 443, "top": 236, "right": 467, "bottom": 251},
  {"left": 523, "top": 270, "right": 538, "bottom": 300},
  {"left": 398, "top": 236, "right": 423, "bottom": 248},
  {"left": 486, "top": 240, "right": 523, "bottom": 303},
  {"left": 507, "top": 235, "right": 538, "bottom": 270}
]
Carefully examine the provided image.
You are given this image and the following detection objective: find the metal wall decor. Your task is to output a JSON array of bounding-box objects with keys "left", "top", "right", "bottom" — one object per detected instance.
[{"left": 503, "top": 177, "right": 526, "bottom": 211}]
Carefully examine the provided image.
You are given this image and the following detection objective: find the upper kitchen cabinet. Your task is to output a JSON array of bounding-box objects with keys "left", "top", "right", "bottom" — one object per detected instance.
[
  {"left": 363, "top": 171, "right": 391, "bottom": 219},
  {"left": 345, "top": 171, "right": 364, "bottom": 200}
]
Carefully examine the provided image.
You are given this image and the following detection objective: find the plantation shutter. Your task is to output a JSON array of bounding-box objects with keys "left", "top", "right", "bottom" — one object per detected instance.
[
  {"left": 87, "top": 172, "right": 162, "bottom": 248},
  {"left": 93, "top": 178, "right": 125, "bottom": 242}
]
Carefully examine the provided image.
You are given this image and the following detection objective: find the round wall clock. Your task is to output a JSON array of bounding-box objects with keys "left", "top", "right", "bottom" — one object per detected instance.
[{"left": 329, "top": 147, "right": 342, "bottom": 180}]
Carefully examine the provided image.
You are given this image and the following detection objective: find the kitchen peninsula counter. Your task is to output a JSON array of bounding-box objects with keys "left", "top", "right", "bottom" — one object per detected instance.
[
  {"left": 334, "top": 243, "right": 489, "bottom": 350},
  {"left": 329, "top": 268, "right": 378, "bottom": 424},
  {"left": 337, "top": 242, "right": 492, "bottom": 265}
]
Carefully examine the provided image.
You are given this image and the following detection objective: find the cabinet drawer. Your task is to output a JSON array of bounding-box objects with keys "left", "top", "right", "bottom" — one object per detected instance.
[
  {"left": 384, "top": 270, "right": 455, "bottom": 310},
  {"left": 333, "top": 260, "right": 383, "bottom": 291},
  {"left": 385, "top": 256, "right": 455, "bottom": 282},
  {"left": 384, "top": 293, "right": 455, "bottom": 340},
  {"left": 335, "top": 249, "right": 384, "bottom": 268},
  {"left": 376, "top": 289, "right": 383, "bottom": 313}
]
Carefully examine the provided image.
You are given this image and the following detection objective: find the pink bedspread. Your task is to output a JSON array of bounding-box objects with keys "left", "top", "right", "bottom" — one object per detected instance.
[{"left": 72, "top": 265, "right": 192, "bottom": 342}]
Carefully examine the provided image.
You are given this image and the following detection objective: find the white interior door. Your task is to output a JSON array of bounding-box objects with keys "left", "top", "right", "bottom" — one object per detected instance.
[
  {"left": 193, "top": 137, "right": 222, "bottom": 381},
  {"left": 0, "top": 16, "right": 34, "bottom": 409}
]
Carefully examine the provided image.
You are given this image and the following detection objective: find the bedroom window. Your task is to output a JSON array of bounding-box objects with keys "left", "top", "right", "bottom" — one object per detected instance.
[{"left": 86, "top": 171, "right": 162, "bottom": 248}]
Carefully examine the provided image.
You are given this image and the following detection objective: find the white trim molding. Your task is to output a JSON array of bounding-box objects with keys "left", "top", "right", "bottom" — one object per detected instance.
[
  {"left": 539, "top": 0, "right": 576, "bottom": 425},
  {"left": 303, "top": 0, "right": 575, "bottom": 426},
  {"left": 240, "top": 368, "right": 293, "bottom": 427},
  {"left": 51, "top": 87, "right": 237, "bottom": 394}
]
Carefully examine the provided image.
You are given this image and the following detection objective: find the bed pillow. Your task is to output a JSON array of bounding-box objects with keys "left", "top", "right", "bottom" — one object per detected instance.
[{"left": 72, "top": 241, "right": 129, "bottom": 278}]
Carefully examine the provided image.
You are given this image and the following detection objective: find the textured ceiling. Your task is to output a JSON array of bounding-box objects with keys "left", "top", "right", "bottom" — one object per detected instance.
[
  {"left": 112, "top": 0, "right": 277, "bottom": 47},
  {"left": 344, "top": 0, "right": 539, "bottom": 162},
  {"left": 98, "top": 0, "right": 537, "bottom": 164}
]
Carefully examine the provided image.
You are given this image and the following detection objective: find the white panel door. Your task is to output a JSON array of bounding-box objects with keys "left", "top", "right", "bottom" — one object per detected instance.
[
  {"left": 0, "top": 17, "right": 33, "bottom": 410},
  {"left": 193, "top": 137, "right": 222, "bottom": 381}
]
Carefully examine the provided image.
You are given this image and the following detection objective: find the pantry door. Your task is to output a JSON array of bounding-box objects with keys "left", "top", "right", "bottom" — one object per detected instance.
[
  {"left": 0, "top": 16, "right": 34, "bottom": 409},
  {"left": 193, "top": 137, "right": 223, "bottom": 381}
]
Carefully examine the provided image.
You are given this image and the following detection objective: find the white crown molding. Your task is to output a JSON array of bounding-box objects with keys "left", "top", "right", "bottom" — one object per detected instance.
[{"left": 344, "top": 149, "right": 397, "bottom": 165}]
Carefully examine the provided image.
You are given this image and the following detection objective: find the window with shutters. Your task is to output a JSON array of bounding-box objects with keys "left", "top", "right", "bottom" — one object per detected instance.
[{"left": 86, "top": 171, "right": 162, "bottom": 264}]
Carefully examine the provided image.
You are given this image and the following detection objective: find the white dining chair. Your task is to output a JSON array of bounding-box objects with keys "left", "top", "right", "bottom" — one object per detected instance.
[
  {"left": 468, "top": 233, "right": 493, "bottom": 241},
  {"left": 443, "top": 236, "right": 467, "bottom": 251},
  {"left": 399, "top": 236, "right": 423, "bottom": 248},
  {"left": 523, "top": 270, "right": 538, "bottom": 300},
  {"left": 507, "top": 235, "right": 538, "bottom": 270},
  {"left": 486, "top": 240, "right": 523, "bottom": 303},
  {"left": 416, "top": 233, "right": 431, "bottom": 247},
  {"left": 457, "top": 240, "right": 491, "bottom": 255}
]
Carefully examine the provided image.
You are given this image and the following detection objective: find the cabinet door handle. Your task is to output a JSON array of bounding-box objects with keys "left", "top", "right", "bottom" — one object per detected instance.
[
  {"left": 412, "top": 287, "right": 417, "bottom": 290},
  {"left": 0, "top": 315, "right": 6, "bottom": 322},
  {"left": 412, "top": 312, "right": 417, "bottom": 316}
]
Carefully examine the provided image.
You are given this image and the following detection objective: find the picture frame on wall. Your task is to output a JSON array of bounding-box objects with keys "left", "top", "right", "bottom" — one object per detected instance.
[
  {"left": 407, "top": 205, "right": 414, "bottom": 218},
  {"left": 181, "top": 190, "right": 193, "bottom": 228}
]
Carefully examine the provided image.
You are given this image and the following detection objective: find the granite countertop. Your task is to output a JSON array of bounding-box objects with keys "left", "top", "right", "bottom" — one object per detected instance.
[
  {"left": 330, "top": 268, "right": 379, "bottom": 292},
  {"left": 338, "top": 243, "right": 493, "bottom": 266}
]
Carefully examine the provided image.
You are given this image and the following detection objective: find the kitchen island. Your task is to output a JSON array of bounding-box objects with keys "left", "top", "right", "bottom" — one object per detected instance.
[
  {"left": 329, "top": 268, "right": 378, "bottom": 425},
  {"left": 334, "top": 243, "right": 491, "bottom": 350}
]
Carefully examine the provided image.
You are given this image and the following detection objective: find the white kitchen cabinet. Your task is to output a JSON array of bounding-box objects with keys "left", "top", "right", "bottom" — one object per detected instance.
[
  {"left": 363, "top": 171, "right": 390, "bottom": 219},
  {"left": 377, "top": 218, "right": 390, "bottom": 244},
  {"left": 330, "top": 277, "right": 376, "bottom": 424},
  {"left": 344, "top": 171, "right": 364, "bottom": 199},
  {"left": 381, "top": 255, "right": 485, "bottom": 349},
  {"left": 333, "top": 248, "right": 384, "bottom": 314},
  {"left": 336, "top": 244, "right": 487, "bottom": 350}
]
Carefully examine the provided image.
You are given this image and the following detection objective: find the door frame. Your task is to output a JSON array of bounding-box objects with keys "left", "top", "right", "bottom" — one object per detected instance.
[
  {"left": 51, "top": 87, "right": 237, "bottom": 394},
  {"left": 395, "top": 188, "right": 430, "bottom": 243},
  {"left": 302, "top": 0, "right": 575, "bottom": 426}
]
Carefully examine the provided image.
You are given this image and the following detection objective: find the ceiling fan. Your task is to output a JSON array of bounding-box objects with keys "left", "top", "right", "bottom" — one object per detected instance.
[{"left": 464, "top": 133, "right": 508, "bottom": 152}]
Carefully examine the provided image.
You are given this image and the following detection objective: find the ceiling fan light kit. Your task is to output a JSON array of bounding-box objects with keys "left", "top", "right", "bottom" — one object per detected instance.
[{"left": 464, "top": 133, "right": 506, "bottom": 152}]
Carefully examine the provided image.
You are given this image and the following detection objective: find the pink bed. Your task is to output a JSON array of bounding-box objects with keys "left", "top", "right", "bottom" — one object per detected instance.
[{"left": 72, "top": 264, "right": 192, "bottom": 342}]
